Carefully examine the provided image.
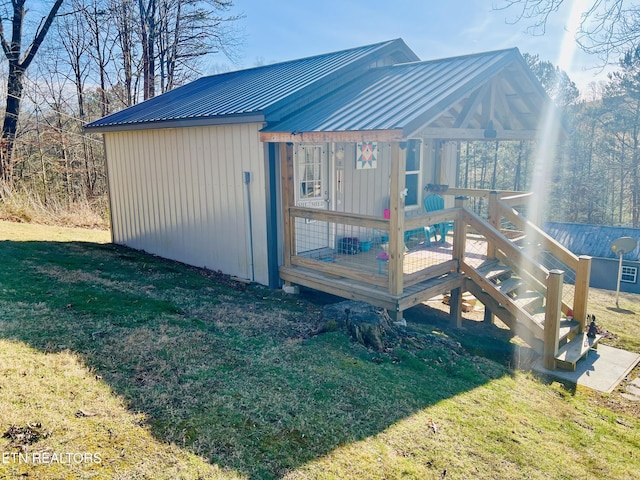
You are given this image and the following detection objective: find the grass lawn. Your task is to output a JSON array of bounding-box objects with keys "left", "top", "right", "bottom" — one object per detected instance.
[{"left": 0, "top": 220, "right": 639, "bottom": 479}]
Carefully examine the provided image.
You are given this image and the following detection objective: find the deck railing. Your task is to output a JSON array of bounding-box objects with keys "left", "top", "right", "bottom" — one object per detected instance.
[
  {"left": 491, "top": 192, "right": 591, "bottom": 331},
  {"left": 287, "top": 206, "right": 462, "bottom": 295},
  {"left": 442, "top": 189, "right": 590, "bottom": 332},
  {"left": 285, "top": 188, "right": 590, "bottom": 334}
]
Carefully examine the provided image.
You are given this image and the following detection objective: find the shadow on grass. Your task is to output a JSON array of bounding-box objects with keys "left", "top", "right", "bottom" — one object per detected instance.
[
  {"left": 0, "top": 240, "right": 509, "bottom": 479},
  {"left": 607, "top": 306, "right": 636, "bottom": 315}
]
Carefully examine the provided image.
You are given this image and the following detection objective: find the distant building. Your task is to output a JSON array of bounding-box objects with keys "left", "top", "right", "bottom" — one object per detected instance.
[{"left": 543, "top": 222, "right": 640, "bottom": 294}]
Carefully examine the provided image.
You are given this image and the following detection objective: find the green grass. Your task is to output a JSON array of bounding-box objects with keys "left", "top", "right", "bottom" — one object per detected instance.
[{"left": 0, "top": 221, "right": 639, "bottom": 479}]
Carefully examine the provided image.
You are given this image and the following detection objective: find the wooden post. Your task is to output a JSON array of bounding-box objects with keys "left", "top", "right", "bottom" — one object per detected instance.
[
  {"left": 388, "top": 142, "right": 406, "bottom": 317},
  {"left": 573, "top": 255, "right": 592, "bottom": 332},
  {"left": 487, "top": 191, "right": 500, "bottom": 260},
  {"left": 281, "top": 143, "right": 295, "bottom": 269},
  {"left": 449, "top": 196, "right": 468, "bottom": 328},
  {"left": 543, "top": 269, "right": 564, "bottom": 370},
  {"left": 484, "top": 191, "right": 500, "bottom": 324}
]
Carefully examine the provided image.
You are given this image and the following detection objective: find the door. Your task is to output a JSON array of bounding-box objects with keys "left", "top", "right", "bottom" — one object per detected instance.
[{"left": 294, "top": 144, "right": 330, "bottom": 254}]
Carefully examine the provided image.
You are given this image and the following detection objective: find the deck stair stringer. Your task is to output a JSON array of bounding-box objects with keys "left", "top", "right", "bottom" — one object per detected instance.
[
  {"left": 462, "top": 258, "right": 595, "bottom": 369},
  {"left": 464, "top": 279, "right": 543, "bottom": 353},
  {"left": 461, "top": 259, "right": 545, "bottom": 352}
]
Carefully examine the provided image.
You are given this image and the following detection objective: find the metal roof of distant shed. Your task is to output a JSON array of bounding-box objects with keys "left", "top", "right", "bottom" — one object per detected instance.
[
  {"left": 84, "top": 39, "right": 418, "bottom": 132},
  {"left": 544, "top": 222, "right": 640, "bottom": 261}
]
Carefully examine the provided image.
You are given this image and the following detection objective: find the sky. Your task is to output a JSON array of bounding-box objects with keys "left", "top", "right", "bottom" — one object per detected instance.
[{"left": 215, "top": 0, "right": 610, "bottom": 94}]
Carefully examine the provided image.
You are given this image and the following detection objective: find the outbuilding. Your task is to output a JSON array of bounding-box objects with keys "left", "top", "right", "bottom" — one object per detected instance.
[
  {"left": 544, "top": 222, "right": 640, "bottom": 294},
  {"left": 85, "top": 38, "right": 550, "bottom": 295},
  {"left": 88, "top": 38, "right": 604, "bottom": 370}
]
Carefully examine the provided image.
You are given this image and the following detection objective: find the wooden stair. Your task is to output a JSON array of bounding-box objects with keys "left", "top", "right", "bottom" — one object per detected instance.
[
  {"left": 554, "top": 333, "right": 603, "bottom": 371},
  {"left": 463, "top": 259, "right": 599, "bottom": 371},
  {"left": 463, "top": 259, "right": 545, "bottom": 351}
]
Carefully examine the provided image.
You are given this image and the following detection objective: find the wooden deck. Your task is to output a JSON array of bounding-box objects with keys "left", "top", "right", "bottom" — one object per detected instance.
[
  {"left": 280, "top": 264, "right": 465, "bottom": 313},
  {"left": 281, "top": 235, "right": 489, "bottom": 314}
]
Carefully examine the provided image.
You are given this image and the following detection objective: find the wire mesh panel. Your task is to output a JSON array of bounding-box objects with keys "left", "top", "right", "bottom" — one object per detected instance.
[
  {"left": 292, "top": 210, "right": 458, "bottom": 284},
  {"left": 462, "top": 232, "right": 490, "bottom": 269},
  {"left": 294, "top": 213, "right": 389, "bottom": 278},
  {"left": 402, "top": 227, "right": 455, "bottom": 275},
  {"left": 537, "top": 250, "right": 577, "bottom": 308}
]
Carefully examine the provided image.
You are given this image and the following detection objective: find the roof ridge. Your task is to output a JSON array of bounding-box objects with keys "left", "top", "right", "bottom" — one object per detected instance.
[
  {"left": 393, "top": 47, "right": 519, "bottom": 67},
  {"left": 199, "top": 38, "right": 406, "bottom": 79}
]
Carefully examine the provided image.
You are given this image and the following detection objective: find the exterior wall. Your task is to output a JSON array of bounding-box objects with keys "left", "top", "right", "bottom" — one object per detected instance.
[
  {"left": 440, "top": 141, "right": 459, "bottom": 208},
  {"left": 590, "top": 257, "right": 640, "bottom": 294},
  {"left": 105, "top": 123, "right": 269, "bottom": 285},
  {"left": 336, "top": 140, "right": 437, "bottom": 218},
  {"left": 336, "top": 142, "right": 391, "bottom": 217}
]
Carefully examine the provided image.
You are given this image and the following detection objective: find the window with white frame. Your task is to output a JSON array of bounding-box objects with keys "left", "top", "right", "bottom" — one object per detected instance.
[
  {"left": 405, "top": 139, "right": 422, "bottom": 208},
  {"left": 621, "top": 265, "right": 638, "bottom": 283}
]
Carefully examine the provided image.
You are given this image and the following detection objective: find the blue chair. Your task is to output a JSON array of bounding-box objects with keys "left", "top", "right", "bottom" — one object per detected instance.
[{"left": 424, "top": 194, "right": 454, "bottom": 243}]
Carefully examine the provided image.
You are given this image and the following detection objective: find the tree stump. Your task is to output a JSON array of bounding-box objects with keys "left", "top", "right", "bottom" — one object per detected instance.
[{"left": 318, "top": 300, "right": 396, "bottom": 351}]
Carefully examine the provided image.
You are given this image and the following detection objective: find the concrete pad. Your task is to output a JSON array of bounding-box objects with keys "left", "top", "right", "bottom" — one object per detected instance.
[
  {"left": 533, "top": 345, "right": 640, "bottom": 393},
  {"left": 625, "top": 384, "right": 640, "bottom": 396}
]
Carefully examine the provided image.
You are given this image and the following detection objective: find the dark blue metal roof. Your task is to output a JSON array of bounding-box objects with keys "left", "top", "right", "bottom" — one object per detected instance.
[
  {"left": 543, "top": 222, "right": 640, "bottom": 261},
  {"left": 85, "top": 39, "right": 417, "bottom": 131},
  {"left": 261, "top": 48, "right": 532, "bottom": 135}
]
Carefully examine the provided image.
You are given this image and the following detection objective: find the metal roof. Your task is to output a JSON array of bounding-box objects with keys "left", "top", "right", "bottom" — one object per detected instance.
[
  {"left": 543, "top": 221, "right": 640, "bottom": 261},
  {"left": 85, "top": 39, "right": 418, "bottom": 132},
  {"left": 261, "top": 48, "right": 541, "bottom": 136}
]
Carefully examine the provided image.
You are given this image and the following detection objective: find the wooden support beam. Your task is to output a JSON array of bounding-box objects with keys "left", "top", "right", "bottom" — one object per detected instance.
[
  {"left": 487, "top": 191, "right": 500, "bottom": 260},
  {"left": 454, "top": 85, "right": 488, "bottom": 128},
  {"left": 449, "top": 196, "right": 468, "bottom": 328},
  {"left": 260, "top": 129, "right": 403, "bottom": 144},
  {"left": 484, "top": 192, "right": 499, "bottom": 325},
  {"left": 543, "top": 269, "right": 564, "bottom": 370},
  {"left": 281, "top": 143, "right": 294, "bottom": 268},
  {"left": 388, "top": 142, "right": 405, "bottom": 299},
  {"left": 416, "top": 127, "right": 539, "bottom": 141}
]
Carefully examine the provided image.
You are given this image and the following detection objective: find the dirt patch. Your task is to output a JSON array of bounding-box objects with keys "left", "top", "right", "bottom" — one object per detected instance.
[{"left": 2, "top": 423, "right": 49, "bottom": 448}]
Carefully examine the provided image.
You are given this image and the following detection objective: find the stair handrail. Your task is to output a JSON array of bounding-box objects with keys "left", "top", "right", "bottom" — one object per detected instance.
[
  {"left": 496, "top": 198, "right": 579, "bottom": 268},
  {"left": 462, "top": 208, "right": 549, "bottom": 287},
  {"left": 493, "top": 196, "right": 591, "bottom": 332},
  {"left": 463, "top": 207, "right": 567, "bottom": 358},
  {"left": 499, "top": 192, "right": 534, "bottom": 207}
]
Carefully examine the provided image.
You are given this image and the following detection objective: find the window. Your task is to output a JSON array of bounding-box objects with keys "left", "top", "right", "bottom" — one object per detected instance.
[
  {"left": 621, "top": 265, "right": 638, "bottom": 283},
  {"left": 405, "top": 139, "right": 422, "bottom": 207}
]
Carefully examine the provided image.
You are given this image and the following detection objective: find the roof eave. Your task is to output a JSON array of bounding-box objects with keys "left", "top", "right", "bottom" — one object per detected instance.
[
  {"left": 259, "top": 129, "right": 403, "bottom": 143},
  {"left": 84, "top": 112, "right": 266, "bottom": 133}
]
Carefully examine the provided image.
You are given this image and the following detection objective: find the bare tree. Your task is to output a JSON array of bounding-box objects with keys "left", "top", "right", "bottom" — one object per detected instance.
[
  {"left": 156, "top": 0, "right": 241, "bottom": 93},
  {"left": 0, "top": 0, "right": 64, "bottom": 183},
  {"left": 496, "top": 0, "right": 640, "bottom": 65},
  {"left": 111, "top": 0, "right": 138, "bottom": 106},
  {"left": 137, "top": 0, "right": 241, "bottom": 99},
  {"left": 85, "top": 0, "right": 117, "bottom": 116}
]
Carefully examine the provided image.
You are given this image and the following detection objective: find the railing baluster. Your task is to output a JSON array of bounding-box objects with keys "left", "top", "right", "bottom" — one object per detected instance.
[{"left": 573, "top": 255, "right": 592, "bottom": 332}]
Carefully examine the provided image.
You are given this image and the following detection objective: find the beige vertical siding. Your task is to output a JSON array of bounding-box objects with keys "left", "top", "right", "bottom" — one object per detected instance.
[
  {"left": 441, "top": 141, "right": 459, "bottom": 208},
  {"left": 104, "top": 123, "right": 269, "bottom": 285},
  {"left": 338, "top": 140, "right": 437, "bottom": 217},
  {"left": 339, "top": 142, "right": 392, "bottom": 217}
]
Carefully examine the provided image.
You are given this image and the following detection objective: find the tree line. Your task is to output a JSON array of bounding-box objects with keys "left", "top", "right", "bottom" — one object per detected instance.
[
  {"left": 0, "top": 0, "right": 239, "bottom": 214},
  {"left": 457, "top": 56, "right": 640, "bottom": 228}
]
